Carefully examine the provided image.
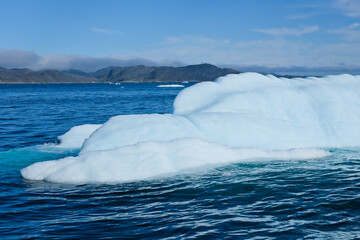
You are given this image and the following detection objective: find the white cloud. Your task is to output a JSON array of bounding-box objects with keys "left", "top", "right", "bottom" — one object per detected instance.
[
  {"left": 253, "top": 26, "right": 319, "bottom": 36},
  {"left": 164, "top": 37, "right": 181, "bottom": 44},
  {"left": 38, "top": 55, "right": 160, "bottom": 71},
  {"left": 328, "top": 22, "right": 360, "bottom": 41},
  {"left": 0, "top": 49, "right": 40, "bottom": 69},
  {"left": 317, "top": 42, "right": 360, "bottom": 55},
  {"left": 91, "top": 27, "right": 123, "bottom": 36},
  {"left": 134, "top": 35, "right": 235, "bottom": 64},
  {"left": 144, "top": 34, "right": 360, "bottom": 69},
  {"left": 286, "top": 13, "right": 314, "bottom": 20},
  {"left": 335, "top": 0, "right": 360, "bottom": 17},
  {"left": 163, "top": 35, "right": 225, "bottom": 46},
  {"left": 0, "top": 48, "right": 175, "bottom": 71},
  {"left": 2, "top": 31, "right": 360, "bottom": 74},
  {"left": 129, "top": 35, "right": 320, "bottom": 67}
]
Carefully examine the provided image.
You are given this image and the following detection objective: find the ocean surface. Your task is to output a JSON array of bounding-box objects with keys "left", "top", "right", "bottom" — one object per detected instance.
[{"left": 1, "top": 83, "right": 360, "bottom": 239}]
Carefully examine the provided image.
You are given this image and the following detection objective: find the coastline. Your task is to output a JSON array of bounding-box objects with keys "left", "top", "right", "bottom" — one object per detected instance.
[
  {"left": 0, "top": 63, "right": 239, "bottom": 84},
  {"left": 0, "top": 80, "right": 200, "bottom": 84}
]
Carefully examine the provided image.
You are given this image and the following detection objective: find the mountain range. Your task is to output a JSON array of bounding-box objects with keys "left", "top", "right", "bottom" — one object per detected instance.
[{"left": 0, "top": 64, "right": 240, "bottom": 84}]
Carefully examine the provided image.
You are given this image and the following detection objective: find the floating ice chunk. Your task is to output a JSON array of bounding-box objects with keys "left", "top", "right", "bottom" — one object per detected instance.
[
  {"left": 157, "top": 84, "right": 184, "bottom": 88},
  {"left": 56, "top": 124, "right": 102, "bottom": 149},
  {"left": 22, "top": 72, "right": 360, "bottom": 183},
  {"left": 21, "top": 138, "right": 331, "bottom": 183}
]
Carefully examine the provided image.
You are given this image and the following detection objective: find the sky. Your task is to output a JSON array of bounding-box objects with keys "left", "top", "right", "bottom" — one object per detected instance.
[{"left": 1, "top": 0, "right": 360, "bottom": 74}]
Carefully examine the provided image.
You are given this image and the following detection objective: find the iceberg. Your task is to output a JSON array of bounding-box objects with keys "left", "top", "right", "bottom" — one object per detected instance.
[
  {"left": 56, "top": 124, "right": 102, "bottom": 149},
  {"left": 157, "top": 84, "right": 184, "bottom": 88},
  {"left": 21, "top": 72, "right": 360, "bottom": 183}
]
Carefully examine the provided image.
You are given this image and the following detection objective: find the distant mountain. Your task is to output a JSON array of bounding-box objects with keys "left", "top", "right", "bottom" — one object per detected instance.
[
  {"left": 62, "top": 69, "right": 91, "bottom": 77},
  {"left": 0, "top": 64, "right": 240, "bottom": 83},
  {"left": 93, "top": 64, "right": 240, "bottom": 83},
  {"left": 0, "top": 68, "right": 99, "bottom": 84}
]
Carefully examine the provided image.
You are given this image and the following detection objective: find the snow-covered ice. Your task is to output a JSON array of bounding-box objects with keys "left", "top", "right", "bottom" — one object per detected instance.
[{"left": 22, "top": 72, "right": 360, "bottom": 183}]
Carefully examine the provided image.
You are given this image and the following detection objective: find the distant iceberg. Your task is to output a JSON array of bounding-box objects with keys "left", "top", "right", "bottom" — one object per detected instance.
[
  {"left": 157, "top": 84, "right": 184, "bottom": 88},
  {"left": 22, "top": 72, "right": 360, "bottom": 183}
]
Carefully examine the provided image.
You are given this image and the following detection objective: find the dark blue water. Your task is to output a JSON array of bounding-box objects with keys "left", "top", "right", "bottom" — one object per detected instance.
[{"left": 1, "top": 84, "right": 360, "bottom": 239}]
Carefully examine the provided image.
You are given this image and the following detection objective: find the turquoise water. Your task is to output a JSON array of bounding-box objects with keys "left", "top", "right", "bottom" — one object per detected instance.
[{"left": 1, "top": 83, "right": 360, "bottom": 239}]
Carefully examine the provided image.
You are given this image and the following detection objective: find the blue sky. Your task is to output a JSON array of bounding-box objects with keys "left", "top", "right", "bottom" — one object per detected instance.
[{"left": 1, "top": 0, "right": 360, "bottom": 73}]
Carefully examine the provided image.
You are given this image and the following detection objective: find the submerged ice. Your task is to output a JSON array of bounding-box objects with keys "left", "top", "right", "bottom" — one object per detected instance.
[
  {"left": 21, "top": 72, "right": 360, "bottom": 183},
  {"left": 21, "top": 138, "right": 330, "bottom": 183}
]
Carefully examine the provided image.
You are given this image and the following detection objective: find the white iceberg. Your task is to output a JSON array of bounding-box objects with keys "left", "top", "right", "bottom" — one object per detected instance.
[
  {"left": 22, "top": 72, "right": 360, "bottom": 183},
  {"left": 157, "top": 84, "right": 184, "bottom": 88}
]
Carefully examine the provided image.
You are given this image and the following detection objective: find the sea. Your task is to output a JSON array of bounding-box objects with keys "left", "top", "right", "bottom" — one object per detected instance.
[{"left": 1, "top": 83, "right": 360, "bottom": 239}]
